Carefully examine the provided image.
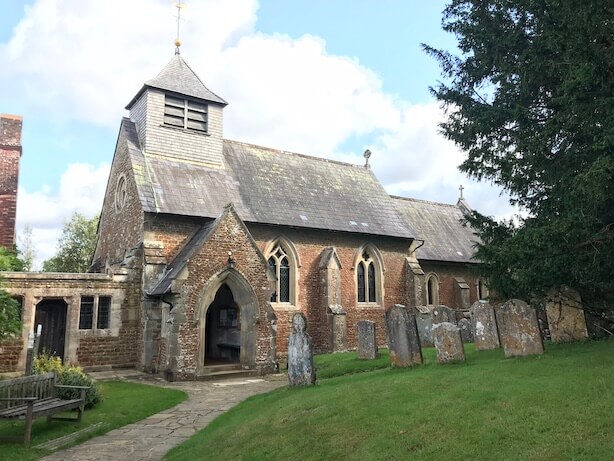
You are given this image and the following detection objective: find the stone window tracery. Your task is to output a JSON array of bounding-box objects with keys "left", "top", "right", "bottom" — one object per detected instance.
[
  {"left": 267, "top": 241, "right": 297, "bottom": 305},
  {"left": 356, "top": 245, "right": 383, "bottom": 305}
]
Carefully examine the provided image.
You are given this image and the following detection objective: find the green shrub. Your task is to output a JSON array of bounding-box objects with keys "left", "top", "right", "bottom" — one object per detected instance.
[{"left": 33, "top": 352, "right": 103, "bottom": 409}]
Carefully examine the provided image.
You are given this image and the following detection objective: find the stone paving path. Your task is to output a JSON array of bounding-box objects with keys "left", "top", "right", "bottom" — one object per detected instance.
[{"left": 40, "top": 370, "right": 286, "bottom": 461}]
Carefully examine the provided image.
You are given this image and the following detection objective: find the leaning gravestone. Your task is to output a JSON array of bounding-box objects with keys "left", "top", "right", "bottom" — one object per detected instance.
[
  {"left": 545, "top": 287, "right": 589, "bottom": 343},
  {"left": 496, "top": 299, "right": 544, "bottom": 358},
  {"left": 287, "top": 313, "right": 316, "bottom": 386},
  {"left": 458, "top": 318, "right": 474, "bottom": 343},
  {"left": 432, "top": 322, "right": 466, "bottom": 363},
  {"left": 471, "top": 301, "right": 500, "bottom": 350},
  {"left": 385, "top": 304, "right": 423, "bottom": 367},
  {"left": 357, "top": 320, "right": 377, "bottom": 359},
  {"left": 431, "top": 305, "right": 456, "bottom": 325}
]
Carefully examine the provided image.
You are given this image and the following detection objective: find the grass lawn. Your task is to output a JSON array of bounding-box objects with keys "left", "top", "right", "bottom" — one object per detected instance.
[
  {"left": 0, "top": 381, "right": 187, "bottom": 461},
  {"left": 165, "top": 339, "right": 613, "bottom": 461}
]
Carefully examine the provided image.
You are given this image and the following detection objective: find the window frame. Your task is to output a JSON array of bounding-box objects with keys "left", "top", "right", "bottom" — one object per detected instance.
[
  {"left": 79, "top": 295, "right": 112, "bottom": 331},
  {"left": 264, "top": 237, "right": 300, "bottom": 308},
  {"left": 355, "top": 244, "right": 384, "bottom": 306},
  {"left": 425, "top": 273, "right": 440, "bottom": 306}
]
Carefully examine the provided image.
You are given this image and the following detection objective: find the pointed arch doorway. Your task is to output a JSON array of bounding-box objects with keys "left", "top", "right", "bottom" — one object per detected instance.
[
  {"left": 199, "top": 270, "right": 259, "bottom": 372},
  {"left": 205, "top": 284, "right": 241, "bottom": 365}
]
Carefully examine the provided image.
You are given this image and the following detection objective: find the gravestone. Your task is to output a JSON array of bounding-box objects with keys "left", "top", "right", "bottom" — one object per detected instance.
[
  {"left": 545, "top": 287, "right": 588, "bottom": 343},
  {"left": 432, "top": 322, "right": 466, "bottom": 363},
  {"left": 458, "top": 318, "right": 473, "bottom": 343},
  {"left": 357, "top": 320, "right": 377, "bottom": 359},
  {"left": 415, "top": 313, "right": 434, "bottom": 347},
  {"left": 496, "top": 299, "right": 544, "bottom": 358},
  {"left": 287, "top": 313, "right": 316, "bottom": 386},
  {"left": 431, "top": 305, "right": 456, "bottom": 325},
  {"left": 385, "top": 304, "right": 423, "bottom": 367},
  {"left": 471, "top": 301, "right": 500, "bottom": 350}
]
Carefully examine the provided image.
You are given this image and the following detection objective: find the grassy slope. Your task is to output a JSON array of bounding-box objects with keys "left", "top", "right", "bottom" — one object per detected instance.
[
  {"left": 166, "top": 340, "right": 613, "bottom": 461},
  {"left": 0, "top": 381, "right": 187, "bottom": 461}
]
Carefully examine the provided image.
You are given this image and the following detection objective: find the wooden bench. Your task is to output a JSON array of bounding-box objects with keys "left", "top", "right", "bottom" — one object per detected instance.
[{"left": 0, "top": 372, "right": 90, "bottom": 446}]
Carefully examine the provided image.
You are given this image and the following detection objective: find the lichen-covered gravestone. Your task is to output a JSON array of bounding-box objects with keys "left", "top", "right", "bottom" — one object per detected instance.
[
  {"left": 357, "top": 320, "right": 377, "bottom": 359},
  {"left": 287, "top": 313, "right": 316, "bottom": 386},
  {"left": 471, "top": 301, "right": 500, "bottom": 350},
  {"left": 546, "top": 287, "right": 588, "bottom": 343},
  {"left": 458, "top": 318, "right": 474, "bottom": 343},
  {"left": 496, "top": 299, "right": 544, "bottom": 358},
  {"left": 385, "top": 304, "right": 423, "bottom": 367},
  {"left": 432, "top": 322, "right": 465, "bottom": 363},
  {"left": 431, "top": 305, "right": 456, "bottom": 325}
]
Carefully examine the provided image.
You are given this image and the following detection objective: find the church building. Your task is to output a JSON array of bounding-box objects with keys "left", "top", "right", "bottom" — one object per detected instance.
[{"left": 0, "top": 53, "right": 483, "bottom": 379}]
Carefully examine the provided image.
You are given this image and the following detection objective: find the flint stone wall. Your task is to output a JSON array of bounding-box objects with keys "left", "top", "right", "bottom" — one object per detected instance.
[{"left": 496, "top": 299, "right": 544, "bottom": 358}]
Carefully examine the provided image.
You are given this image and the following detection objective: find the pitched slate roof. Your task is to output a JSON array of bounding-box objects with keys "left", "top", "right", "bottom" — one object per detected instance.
[
  {"left": 392, "top": 196, "right": 478, "bottom": 263},
  {"left": 120, "top": 120, "right": 414, "bottom": 239},
  {"left": 126, "top": 55, "right": 227, "bottom": 109},
  {"left": 148, "top": 221, "right": 216, "bottom": 296}
]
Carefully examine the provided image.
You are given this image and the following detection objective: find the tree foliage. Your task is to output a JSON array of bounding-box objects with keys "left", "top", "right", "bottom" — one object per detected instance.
[
  {"left": 425, "top": 1, "right": 614, "bottom": 312},
  {"left": 43, "top": 212, "right": 99, "bottom": 273},
  {"left": 0, "top": 247, "right": 25, "bottom": 338}
]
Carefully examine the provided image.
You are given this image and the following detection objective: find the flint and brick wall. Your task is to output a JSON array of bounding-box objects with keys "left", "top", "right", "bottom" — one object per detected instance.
[
  {"left": 0, "top": 114, "right": 22, "bottom": 248},
  {"left": 93, "top": 124, "right": 144, "bottom": 267}
]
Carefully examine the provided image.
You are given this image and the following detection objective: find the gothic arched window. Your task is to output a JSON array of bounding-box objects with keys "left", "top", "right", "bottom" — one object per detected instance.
[
  {"left": 266, "top": 239, "right": 299, "bottom": 305},
  {"left": 356, "top": 246, "right": 382, "bottom": 304}
]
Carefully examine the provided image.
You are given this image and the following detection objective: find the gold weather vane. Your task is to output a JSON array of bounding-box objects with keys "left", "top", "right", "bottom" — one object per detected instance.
[{"left": 174, "top": 2, "right": 186, "bottom": 55}]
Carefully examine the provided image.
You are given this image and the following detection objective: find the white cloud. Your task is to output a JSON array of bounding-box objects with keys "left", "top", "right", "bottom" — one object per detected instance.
[
  {"left": 16, "top": 163, "right": 109, "bottom": 268},
  {"left": 4, "top": 0, "right": 519, "bottom": 268}
]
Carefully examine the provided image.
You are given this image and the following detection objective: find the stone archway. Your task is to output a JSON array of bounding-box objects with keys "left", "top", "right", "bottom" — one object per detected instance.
[{"left": 197, "top": 269, "right": 259, "bottom": 373}]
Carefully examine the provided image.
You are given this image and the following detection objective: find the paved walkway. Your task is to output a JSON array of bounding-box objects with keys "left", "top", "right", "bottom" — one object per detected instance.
[{"left": 40, "top": 370, "right": 286, "bottom": 461}]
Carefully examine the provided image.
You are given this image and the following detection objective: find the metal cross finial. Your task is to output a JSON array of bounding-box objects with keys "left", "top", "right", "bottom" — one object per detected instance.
[
  {"left": 363, "top": 149, "right": 372, "bottom": 168},
  {"left": 174, "top": 3, "right": 186, "bottom": 55},
  {"left": 459, "top": 184, "right": 465, "bottom": 199}
]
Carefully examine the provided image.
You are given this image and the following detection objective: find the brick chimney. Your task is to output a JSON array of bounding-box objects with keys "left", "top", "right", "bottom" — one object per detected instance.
[{"left": 0, "top": 114, "right": 23, "bottom": 249}]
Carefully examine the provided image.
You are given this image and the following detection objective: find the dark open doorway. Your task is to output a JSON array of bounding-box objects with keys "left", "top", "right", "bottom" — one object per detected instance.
[
  {"left": 205, "top": 284, "right": 240, "bottom": 365},
  {"left": 34, "top": 299, "right": 68, "bottom": 360}
]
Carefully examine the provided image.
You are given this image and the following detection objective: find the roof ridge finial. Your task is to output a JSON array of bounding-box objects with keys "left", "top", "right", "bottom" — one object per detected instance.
[
  {"left": 174, "top": 2, "right": 186, "bottom": 55},
  {"left": 363, "top": 149, "right": 372, "bottom": 169},
  {"left": 459, "top": 184, "right": 464, "bottom": 200}
]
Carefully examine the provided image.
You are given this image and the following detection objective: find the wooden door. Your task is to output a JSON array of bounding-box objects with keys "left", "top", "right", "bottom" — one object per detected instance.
[{"left": 34, "top": 299, "right": 67, "bottom": 360}]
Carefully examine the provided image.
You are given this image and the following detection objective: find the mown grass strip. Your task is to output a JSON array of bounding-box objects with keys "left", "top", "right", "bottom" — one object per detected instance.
[{"left": 165, "top": 340, "right": 613, "bottom": 461}]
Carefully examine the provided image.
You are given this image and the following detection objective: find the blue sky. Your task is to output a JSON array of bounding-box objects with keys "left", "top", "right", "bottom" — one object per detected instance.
[{"left": 0, "top": 0, "right": 513, "bottom": 267}]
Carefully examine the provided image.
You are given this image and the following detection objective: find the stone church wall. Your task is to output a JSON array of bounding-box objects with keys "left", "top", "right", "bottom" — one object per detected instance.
[
  {"left": 248, "top": 223, "right": 409, "bottom": 354},
  {"left": 160, "top": 209, "right": 276, "bottom": 377},
  {"left": 420, "top": 261, "right": 481, "bottom": 314},
  {"left": 93, "top": 125, "right": 144, "bottom": 268},
  {"left": 0, "top": 272, "right": 141, "bottom": 375}
]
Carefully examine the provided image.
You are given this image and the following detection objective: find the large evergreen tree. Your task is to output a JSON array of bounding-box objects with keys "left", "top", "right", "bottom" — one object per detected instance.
[{"left": 425, "top": 1, "right": 614, "bottom": 312}]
